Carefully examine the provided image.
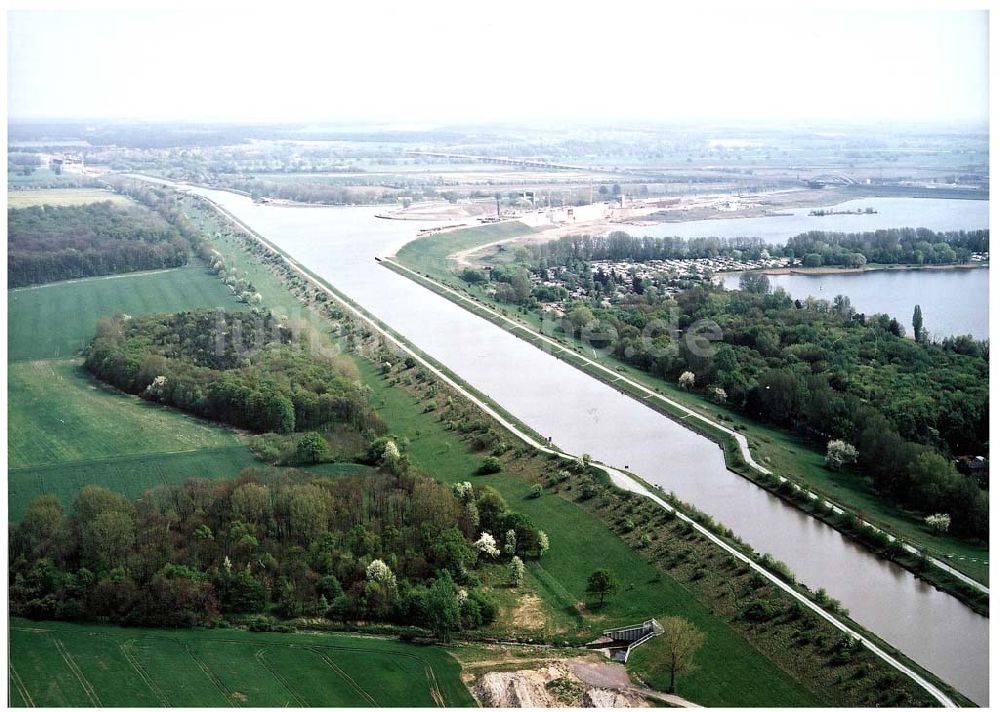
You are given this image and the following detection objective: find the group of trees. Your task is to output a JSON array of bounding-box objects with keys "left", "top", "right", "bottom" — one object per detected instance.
[
  {"left": 540, "top": 282, "right": 989, "bottom": 538},
  {"left": 8, "top": 201, "right": 191, "bottom": 287},
  {"left": 516, "top": 227, "right": 988, "bottom": 275},
  {"left": 10, "top": 469, "right": 547, "bottom": 636},
  {"left": 224, "top": 178, "right": 401, "bottom": 206},
  {"left": 786, "top": 228, "right": 988, "bottom": 267},
  {"left": 84, "top": 310, "right": 381, "bottom": 435},
  {"left": 527, "top": 232, "right": 772, "bottom": 264}
]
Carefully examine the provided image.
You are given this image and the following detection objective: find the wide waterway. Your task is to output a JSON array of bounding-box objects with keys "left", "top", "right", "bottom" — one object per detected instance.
[{"left": 185, "top": 186, "right": 988, "bottom": 705}]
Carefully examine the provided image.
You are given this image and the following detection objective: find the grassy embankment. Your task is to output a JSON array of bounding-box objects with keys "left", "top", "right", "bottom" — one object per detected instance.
[
  {"left": 184, "top": 193, "right": 955, "bottom": 706},
  {"left": 392, "top": 220, "right": 535, "bottom": 280},
  {"left": 389, "top": 225, "right": 990, "bottom": 590},
  {"left": 9, "top": 619, "right": 473, "bottom": 707}
]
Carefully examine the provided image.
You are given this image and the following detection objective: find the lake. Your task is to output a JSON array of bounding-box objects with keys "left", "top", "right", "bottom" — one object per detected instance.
[
  {"left": 182, "top": 186, "right": 988, "bottom": 705},
  {"left": 624, "top": 197, "right": 988, "bottom": 243},
  {"left": 722, "top": 266, "right": 989, "bottom": 340}
]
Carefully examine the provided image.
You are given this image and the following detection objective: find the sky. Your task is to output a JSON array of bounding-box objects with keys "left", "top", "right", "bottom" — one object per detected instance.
[{"left": 5, "top": 3, "right": 991, "bottom": 125}]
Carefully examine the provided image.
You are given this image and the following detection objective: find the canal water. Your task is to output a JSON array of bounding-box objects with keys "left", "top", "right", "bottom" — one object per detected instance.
[{"left": 185, "top": 186, "right": 988, "bottom": 705}]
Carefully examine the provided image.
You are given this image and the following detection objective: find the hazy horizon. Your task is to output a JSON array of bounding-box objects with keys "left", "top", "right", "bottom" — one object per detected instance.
[{"left": 7, "top": 6, "right": 989, "bottom": 126}]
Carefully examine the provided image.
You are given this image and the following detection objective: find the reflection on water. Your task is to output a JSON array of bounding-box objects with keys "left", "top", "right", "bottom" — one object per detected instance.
[
  {"left": 722, "top": 267, "right": 988, "bottom": 339},
  {"left": 185, "top": 187, "right": 988, "bottom": 705}
]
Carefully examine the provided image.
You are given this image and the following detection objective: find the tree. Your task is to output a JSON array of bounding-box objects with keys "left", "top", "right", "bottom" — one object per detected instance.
[
  {"left": 912, "top": 305, "right": 926, "bottom": 343},
  {"left": 509, "top": 556, "right": 525, "bottom": 587},
  {"left": 537, "top": 531, "right": 549, "bottom": 556},
  {"left": 474, "top": 532, "right": 500, "bottom": 558},
  {"left": 296, "top": 432, "right": 331, "bottom": 464},
  {"left": 825, "top": 440, "right": 859, "bottom": 470},
  {"left": 511, "top": 269, "right": 533, "bottom": 303},
  {"left": 425, "top": 574, "right": 461, "bottom": 641},
  {"left": 678, "top": 371, "right": 695, "bottom": 390},
  {"left": 231, "top": 483, "right": 270, "bottom": 527},
  {"left": 569, "top": 305, "right": 595, "bottom": 333},
  {"left": 585, "top": 568, "right": 619, "bottom": 607},
  {"left": 288, "top": 484, "right": 331, "bottom": 542},
  {"left": 81, "top": 510, "right": 135, "bottom": 571},
  {"left": 739, "top": 272, "right": 770, "bottom": 294},
  {"left": 503, "top": 529, "right": 517, "bottom": 555},
  {"left": 656, "top": 616, "right": 706, "bottom": 693}
]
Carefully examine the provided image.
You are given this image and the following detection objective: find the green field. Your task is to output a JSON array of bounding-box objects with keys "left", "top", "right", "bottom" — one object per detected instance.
[
  {"left": 8, "top": 359, "right": 241, "bottom": 469},
  {"left": 9, "top": 447, "right": 261, "bottom": 520},
  {"left": 8, "top": 264, "right": 245, "bottom": 362},
  {"left": 358, "top": 360, "right": 818, "bottom": 707},
  {"left": 8, "top": 619, "right": 474, "bottom": 707},
  {"left": 7, "top": 189, "right": 132, "bottom": 208},
  {"left": 6, "top": 168, "right": 84, "bottom": 187}
]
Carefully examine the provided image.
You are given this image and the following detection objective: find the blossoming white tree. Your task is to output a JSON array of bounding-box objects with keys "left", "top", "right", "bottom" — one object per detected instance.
[
  {"left": 474, "top": 532, "right": 500, "bottom": 558},
  {"left": 537, "top": 531, "right": 549, "bottom": 556},
  {"left": 925, "top": 513, "right": 951, "bottom": 534},
  {"left": 366, "top": 559, "right": 397, "bottom": 589},
  {"left": 504, "top": 529, "right": 517, "bottom": 556},
  {"left": 825, "top": 440, "right": 859, "bottom": 470}
]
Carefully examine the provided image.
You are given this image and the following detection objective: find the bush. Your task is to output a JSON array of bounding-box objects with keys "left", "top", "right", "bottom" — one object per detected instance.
[
  {"left": 478, "top": 456, "right": 503, "bottom": 475},
  {"left": 924, "top": 513, "right": 951, "bottom": 534},
  {"left": 741, "top": 599, "right": 774, "bottom": 622},
  {"left": 527, "top": 484, "right": 543, "bottom": 499}
]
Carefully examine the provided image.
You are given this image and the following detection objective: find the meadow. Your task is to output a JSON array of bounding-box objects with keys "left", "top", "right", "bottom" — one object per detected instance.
[
  {"left": 8, "top": 359, "right": 240, "bottom": 469},
  {"left": 8, "top": 619, "right": 473, "bottom": 707},
  {"left": 7, "top": 188, "right": 131, "bottom": 208},
  {"left": 9, "top": 447, "right": 261, "bottom": 521},
  {"left": 8, "top": 263, "right": 244, "bottom": 362}
]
